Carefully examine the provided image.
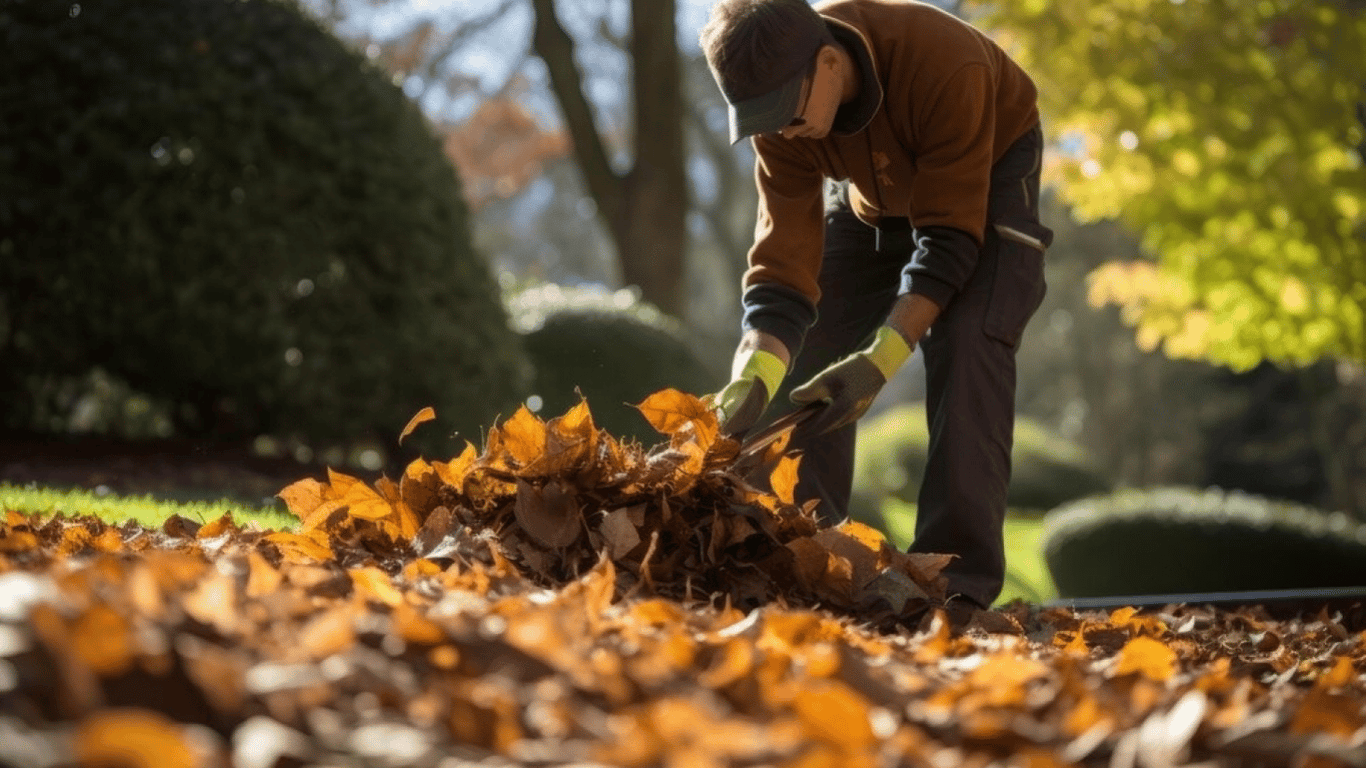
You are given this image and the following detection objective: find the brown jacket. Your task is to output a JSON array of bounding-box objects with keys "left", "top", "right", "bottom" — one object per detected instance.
[{"left": 744, "top": 0, "right": 1038, "bottom": 321}]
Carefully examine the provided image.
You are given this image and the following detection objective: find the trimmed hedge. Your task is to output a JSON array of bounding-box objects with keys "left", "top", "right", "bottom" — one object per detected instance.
[
  {"left": 0, "top": 0, "right": 529, "bottom": 452},
  {"left": 1043, "top": 486, "right": 1366, "bottom": 598},
  {"left": 850, "top": 403, "right": 1112, "bottom": 525},
  {"left": 508, "top": 284, "right": 716, "bottom": 444}
]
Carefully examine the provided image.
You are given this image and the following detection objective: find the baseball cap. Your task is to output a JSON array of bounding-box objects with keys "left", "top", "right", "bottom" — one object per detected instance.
[{"left": 704, "top": 1, "right": 833, "bottom": 144}]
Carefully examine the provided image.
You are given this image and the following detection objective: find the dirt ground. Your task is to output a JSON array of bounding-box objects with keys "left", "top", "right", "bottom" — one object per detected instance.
[{"left": 0, "top": 435, "right": 328, "bottom": 507}]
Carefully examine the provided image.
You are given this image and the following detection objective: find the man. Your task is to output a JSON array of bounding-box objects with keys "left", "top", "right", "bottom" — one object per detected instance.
[{"left": 701, "top": 0, "right": 1052, "bottom": 612}]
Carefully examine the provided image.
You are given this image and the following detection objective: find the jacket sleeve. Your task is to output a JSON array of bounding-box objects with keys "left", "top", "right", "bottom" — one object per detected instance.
[{"left": 741, "top": 135, "right": 825, "bottom": 356}]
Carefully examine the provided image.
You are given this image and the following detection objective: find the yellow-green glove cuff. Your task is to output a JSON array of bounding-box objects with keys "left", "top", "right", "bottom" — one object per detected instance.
[
  {"left": 864, "top": 326, "right": 913, "bottom": 380},
  {"left": 737, "top": 348, "right": 787, "bottom": 400}
]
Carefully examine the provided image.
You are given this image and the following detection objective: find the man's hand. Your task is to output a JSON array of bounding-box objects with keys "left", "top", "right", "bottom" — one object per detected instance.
[
  {"left": 713, "top": 347, "right": 788, "bottom": 436},
  {"left": 790, "top": 325, "right": 913, "bottom": 435}
]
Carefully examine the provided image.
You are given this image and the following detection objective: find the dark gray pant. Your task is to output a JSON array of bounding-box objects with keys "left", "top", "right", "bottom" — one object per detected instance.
[{"left": 769, "top": 125, "right": 1051, "bottom": 609}]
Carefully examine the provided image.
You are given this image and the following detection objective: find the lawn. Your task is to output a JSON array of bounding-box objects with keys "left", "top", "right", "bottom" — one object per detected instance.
[{"left": 0, "top": 482, "right": 298, "bottom": 532}]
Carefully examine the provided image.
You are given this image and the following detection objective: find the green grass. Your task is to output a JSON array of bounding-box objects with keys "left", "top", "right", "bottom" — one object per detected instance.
[
  {"left": 0, "top": 482, "right": 298, "bottom": 531},
  {"left": 880, "top": 498, "right": 1055, "bottom": 606}
]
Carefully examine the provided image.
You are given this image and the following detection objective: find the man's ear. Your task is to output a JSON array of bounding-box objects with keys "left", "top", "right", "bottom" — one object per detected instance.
[{"left": 815, "top": 43, "right": 841, "bottom": 73}]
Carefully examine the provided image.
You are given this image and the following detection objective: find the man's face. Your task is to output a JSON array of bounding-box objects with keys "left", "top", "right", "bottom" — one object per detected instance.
[{"left": 777, "top": 45, "right": 842, "bottom": 141}]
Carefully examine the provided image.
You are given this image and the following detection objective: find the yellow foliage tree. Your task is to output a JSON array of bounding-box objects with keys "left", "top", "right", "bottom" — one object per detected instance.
[{"left": 970, "top": 0, "right": 1366, "bottom": 369}]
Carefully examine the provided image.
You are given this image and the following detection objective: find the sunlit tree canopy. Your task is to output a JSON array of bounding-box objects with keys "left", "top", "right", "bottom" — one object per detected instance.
[{"left": 970, "top": 0, "right": 1366, "bottom": 370}]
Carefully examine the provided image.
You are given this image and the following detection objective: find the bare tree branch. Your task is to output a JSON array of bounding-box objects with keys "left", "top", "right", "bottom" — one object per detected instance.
[
  {"left": 423, "top": 0, "right": 521, "bottom": 91},
  {"left": 529, "top": 0, "right": 624, "bottom": 224}
]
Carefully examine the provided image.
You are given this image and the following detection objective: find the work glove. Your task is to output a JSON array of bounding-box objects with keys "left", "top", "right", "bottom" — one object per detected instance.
[
  {"left": 789, "top": 325, "right": 913, "bottom": 435},
  {"left": 712, "top": 348, "right": 787, "bottom": 436}
]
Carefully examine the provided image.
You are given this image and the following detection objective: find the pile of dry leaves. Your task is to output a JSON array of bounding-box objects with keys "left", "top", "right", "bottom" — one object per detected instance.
[{"left": 1, "top": 391, "right": 1364, "bottom": 768}]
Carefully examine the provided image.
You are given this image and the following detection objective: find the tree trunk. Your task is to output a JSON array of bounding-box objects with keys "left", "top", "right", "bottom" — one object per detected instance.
[{"left": 530, "top": 0, "right": 688, "bottom": 318}]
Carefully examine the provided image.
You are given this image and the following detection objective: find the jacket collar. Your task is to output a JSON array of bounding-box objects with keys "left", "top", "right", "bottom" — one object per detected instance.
[{"left": 823, "top": 15, "right": 883, "bottom": 136}]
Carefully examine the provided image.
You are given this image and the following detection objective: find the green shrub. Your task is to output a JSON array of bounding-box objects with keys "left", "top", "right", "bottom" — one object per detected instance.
[
  {"left": 1043, "top": 486, "right": 1366, "bottom": 598},
  {"left": 508, "top": 284, "right": 715, "bottom": 444},
  {"left": 850, "top": 403, "right": 1112, "bottom": 525},
  {"left": 0, "top": 0, "right": 529, "bottom": 454}
]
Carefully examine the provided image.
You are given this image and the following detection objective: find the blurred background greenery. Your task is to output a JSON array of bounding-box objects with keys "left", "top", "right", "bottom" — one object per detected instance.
[{"left": 1, "top": 0, "right": 1363, "bottom": 601}]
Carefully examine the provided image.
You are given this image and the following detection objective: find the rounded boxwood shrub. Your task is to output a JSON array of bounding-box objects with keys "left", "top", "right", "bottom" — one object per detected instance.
[
  {"left": 850, "top": 402, "right": 1112, "bottom": 525},
  {"left": 1043, "top": 486, "right": 1366, "bottom": 598},
  {"left": 0, "top": 0, "right": 529, "bottom": 453},
  {"left": 507, "top": 284, "right": 716, "bottom": 444}
]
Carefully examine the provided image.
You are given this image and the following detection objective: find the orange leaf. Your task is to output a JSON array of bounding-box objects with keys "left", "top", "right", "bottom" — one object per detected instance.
[
  {"left": 326, "top": 467, "right": 368, "bottom": 499},
  {"left": 196, "top": 512, "right": 236, "bottom": 539},
  {"left": 277, "top": 478, "right": 326, "bottom": 520},
  {"left": 71, "top": 604, "right": 136, "bottom": 676},
  {"left": 393, "top": 602, "right": 446, "bottom": 645},
  {"left": 400, "top": 460, "right": 443, "bottom": 519},
  {"left": 0, "top": 528, "right": 38, "bottom": 553},
  {"left": 433, "top": 442, "right": 478, "bottom": 489},
  {"left": 791, "top": 680, "right": 876, "bottom": 752},
  {"left": 1112, "top": 635, "right": 1179, "bottom": 682},
  {"left": 266, "top": 530, "right": 334, "bottom": 563},
  {"left": 245, "top": 551, "right": 282, "bottom": 598},
  {"left": 699, "top": 638, "right": 756, "bottom": 688},
  {"left": 965, "top": 654, "right": 1053, "bottom": 707},
  {"left": 635, "top": 388, "right": 716, "bottom": 436},
  {"left": 75, "top": 709, "right": 197, "bottom": 768},
  {"left": 298, "top": 605, "right": 357, "bottom": 659},
  {"left": 350, "top": 566, "right": 404, "bottom": 607},
  {"left": 1290, "top": 686, "right": 1366, "bottom": 738},
  {"left": 501, "top": 405, "right": 547, "bottom": 467},
  {"left": 400, "top": 406, "right": 437, "bottom": 444},
  {"left": 769, "top": 454, "right": 801, "bottom": 505}
]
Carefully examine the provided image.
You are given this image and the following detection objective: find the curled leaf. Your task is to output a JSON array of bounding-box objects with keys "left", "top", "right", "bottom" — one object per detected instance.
[{"left": 399, "top": 406, "right": 437, "bottom": 445}]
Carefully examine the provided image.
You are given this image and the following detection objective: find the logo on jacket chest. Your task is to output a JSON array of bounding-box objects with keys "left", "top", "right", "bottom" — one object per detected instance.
[{"left": 873, "top": 151, "right": 894, "bottom": 188}]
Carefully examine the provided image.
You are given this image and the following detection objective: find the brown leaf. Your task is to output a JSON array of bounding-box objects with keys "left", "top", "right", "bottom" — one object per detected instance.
[
  {"left": 400, "top": 406, "right": 437, "bottom": 444},
  {"left": 813, "top": 524, "right": 884, "bottom": 592},
  {"left": 514, "top": 479, "right": 581, "bottom": 548},
  {"left": 600, "top": 508, "right": 642, "bottom": 559},
  {"left": 161, "top": 514, "right": 200, "bottom": 538},
  {"left": 786, "top": 536, "right": 830, "bottom": 589}
]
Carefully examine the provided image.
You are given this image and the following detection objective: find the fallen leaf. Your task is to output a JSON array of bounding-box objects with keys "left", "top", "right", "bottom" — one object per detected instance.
[
  {"left": 400, "top": 406, "right": 437, "bottom": 444},
  {"left": 635, "top": 388, "right": 717, "bottom": 438},
  {"left": 600, "top": 508, "right": 642, "bottom": 559},
  {"left": 514, "top": 479, "right": 581, "bottom": 548},
  {"left": 1112, "top": 636, "right": 1179, "bottom": 682},
  {"left": 74, "top": 709, "right": 198, "bottom": 768}
]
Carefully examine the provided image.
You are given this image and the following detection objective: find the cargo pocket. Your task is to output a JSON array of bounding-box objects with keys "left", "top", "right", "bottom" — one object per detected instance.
[{"left": 983, "top": 220, "right": 1050, "bottom": 347}]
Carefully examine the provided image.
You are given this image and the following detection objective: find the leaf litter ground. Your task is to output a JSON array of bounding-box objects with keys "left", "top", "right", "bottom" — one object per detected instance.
[{"left": 1, "top": 391, "right": 1364, "bottom": 768}]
